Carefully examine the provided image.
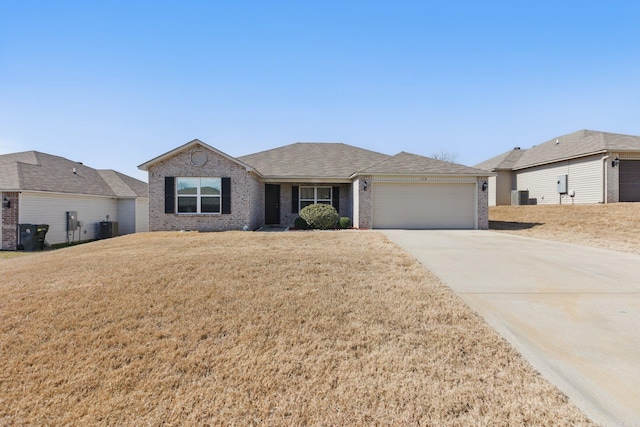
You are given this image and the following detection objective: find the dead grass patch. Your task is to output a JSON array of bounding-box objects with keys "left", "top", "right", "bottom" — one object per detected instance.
[
  {"left": 490, "top": 203, "right": 640, "bottom": 255},
  {"left": 1, "top": 231, "right": 593, "bottom": 425},
  {"left": 0, "top": 251, "right": 33, "bottom": 260}
]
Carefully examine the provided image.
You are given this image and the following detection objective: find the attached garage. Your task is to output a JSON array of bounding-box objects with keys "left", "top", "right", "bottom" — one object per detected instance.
[
  {"left": 372, "top": 182, "right": 477, "bottom": 229},
  {"left": 619, "top": 160, "right": 640, "bottom": 202}
]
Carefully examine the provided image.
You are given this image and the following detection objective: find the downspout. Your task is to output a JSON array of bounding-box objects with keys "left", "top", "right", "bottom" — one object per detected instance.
[{"left": 602, "top": 155, "right": 609, "bottom": 203}]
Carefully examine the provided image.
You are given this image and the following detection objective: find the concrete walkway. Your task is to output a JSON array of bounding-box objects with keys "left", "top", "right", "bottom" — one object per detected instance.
[{"left": 382, "top": 230, "right": 640, "bottom": 427}]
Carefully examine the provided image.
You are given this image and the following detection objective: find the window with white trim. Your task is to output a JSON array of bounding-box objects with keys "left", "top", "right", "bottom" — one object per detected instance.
[
  {"left": 299, "top": 186, "right": 332, "bottom": 210},
  {"left": 177, "top": 177, "right": 221, "bottom": 214}
]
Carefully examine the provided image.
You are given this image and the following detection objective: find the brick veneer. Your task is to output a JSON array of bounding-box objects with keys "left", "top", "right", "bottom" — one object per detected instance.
[
  {"left": 477, "top": 177, "right": 489, "bottom": 230},
  {"left": 147, "top": 146, "right": 261, "bottom": 231},
  {"left": 1, "top": 192, "right": 19, "bottom": 250},
  {"left": 279, "top": 183, "right": 351, "bottom": 227}
]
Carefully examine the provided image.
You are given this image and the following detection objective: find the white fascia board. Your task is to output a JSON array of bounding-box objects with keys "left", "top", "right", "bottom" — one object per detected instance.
[{"left": 513, "top": 150, "right": 607, "bottom": 171}]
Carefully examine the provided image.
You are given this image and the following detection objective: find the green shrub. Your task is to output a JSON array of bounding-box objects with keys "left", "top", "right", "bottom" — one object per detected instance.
[
  {"left": 337, "top": 217, "right": 352, "bottom": 229},
  {"left": 293, "top": 216, "right": 310, "bottom": 230},
  {"left": 299, "top": 204, "right": 339, "bottom": 230}
]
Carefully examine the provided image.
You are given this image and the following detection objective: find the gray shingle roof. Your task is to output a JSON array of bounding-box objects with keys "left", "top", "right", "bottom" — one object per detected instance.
[
  {"left": 474, "top": 147, "right": 526, "bottom": 171},
  {"left": 237, "top": 142, "right": 390, "bottom": 178},
  {"left": 0, "top": 151, "right": 147, "bottom": 197},
  {"left": 358, "top": 152, "right": 491, "bottom": 175},
  {"left": 513, "top": 130, "right": 640, "bottom": 170}
]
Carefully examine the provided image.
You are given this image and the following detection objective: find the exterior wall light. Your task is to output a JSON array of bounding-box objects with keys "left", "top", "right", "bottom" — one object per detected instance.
[
  {"left": 481, "top": 181, "right": 488, "bottom": 192},
  {"left": 363, "top": 180, "right": 368, "bottom": 191},
  {"left": 612, "top": 157, "right": 620, "bottom": 167},
  {"left": 2, "top": 197, "right": 10, "bottom": 208}
]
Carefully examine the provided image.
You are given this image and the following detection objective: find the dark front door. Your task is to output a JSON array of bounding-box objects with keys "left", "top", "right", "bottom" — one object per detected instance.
[{"left": 265, "top": 184, "right": 281, "bottom": 224}]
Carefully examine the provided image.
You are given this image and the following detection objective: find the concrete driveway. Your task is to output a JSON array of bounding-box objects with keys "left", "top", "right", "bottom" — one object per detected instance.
[{"left": 382, "top": 230, "right": 640, "bottom": 427}]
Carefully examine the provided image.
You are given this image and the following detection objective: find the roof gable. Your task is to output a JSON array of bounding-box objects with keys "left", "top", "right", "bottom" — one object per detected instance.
[
  {"left": 138, "top": 139, "right": 255, "bottom": 173},
  {"left": 474, "top": 147, "right": 526, "bottom": 171},
  {"left": 358, "top": 151, "right": 491, "bottom": 176},
  {"left": 237, "top": 142, "right": 390, "bottom": 178}
]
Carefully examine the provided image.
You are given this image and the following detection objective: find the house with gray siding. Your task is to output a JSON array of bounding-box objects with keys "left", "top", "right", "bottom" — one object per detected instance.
[
  {"left": 476, "top": 130, "right": 640, "bottom": 205},
  {"left": 1, "top": 151, "right": 148, "bottom": 250},
  {"left": 139, "top": 139, "right": 493, "bottom": 231}
]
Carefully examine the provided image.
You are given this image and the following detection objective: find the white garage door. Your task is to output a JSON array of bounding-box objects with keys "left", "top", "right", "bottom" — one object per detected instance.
[{"left": 373, "top": 183, "right": 476, "bottom": 229}]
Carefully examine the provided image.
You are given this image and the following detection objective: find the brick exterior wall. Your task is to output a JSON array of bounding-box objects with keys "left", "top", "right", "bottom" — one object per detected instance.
[
  {"left": 477, "top": 177, "right": 490, "bottom": 230},
  {"left": 279, "top": 183, "right": 351, "bottom": 228},
  {"left": 1, "top": 192, "right": 19, "bottom": 250},
  {"left": 147, "top": 145, "right": 261, "bottom": 231},
  {"left": 607, "top": 153, "right": 619, "bottom": 203},
  {"left": 354, "top": 176, "right": 372, "bottom": 229},
  {"left": 354, "top": 176, "right": 488, "bottom": 230}
]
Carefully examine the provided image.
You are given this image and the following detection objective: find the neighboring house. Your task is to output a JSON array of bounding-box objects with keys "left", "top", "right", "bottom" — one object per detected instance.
[
  {"left": 476, "top": 130, "right": 640, "bottom": 205},
  {"left": 138, "top": 140, "right": 492, "bottom": 231},
  {"left": 1, "top": 151, "right": 149, "bottom": 250},
  {"left": 474, "top": 147, "right": 527, "bottom": 206}
]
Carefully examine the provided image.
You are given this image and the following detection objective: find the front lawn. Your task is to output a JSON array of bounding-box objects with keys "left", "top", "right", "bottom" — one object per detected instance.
[
  {"left": 0, "top": 231, "right": 592, "bottom": 425},
  {"left": 490, "top": 203, "right": 640, "bottom": 255}
]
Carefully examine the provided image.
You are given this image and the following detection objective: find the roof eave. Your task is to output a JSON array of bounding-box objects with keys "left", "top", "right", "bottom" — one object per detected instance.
[
  {"left": 138, "top": 139, "right": 261, "bottom": 176},
  {"left": 513, "top": 150, "right": 608, "bottom": 170},
  {"left": 352, "top": 171, "right": 496, "bottom": 178},
  {"left": 261, "top": 176, "right": 352, "bottom": 184}
]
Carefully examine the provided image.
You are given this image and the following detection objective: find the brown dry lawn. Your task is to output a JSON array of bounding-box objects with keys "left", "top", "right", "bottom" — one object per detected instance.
[
  {"left": 490, "top": 203, "right": 640, "bottom": 255},
  {"left": 1, "top": 231, "right": 593, "bottom": 426}
]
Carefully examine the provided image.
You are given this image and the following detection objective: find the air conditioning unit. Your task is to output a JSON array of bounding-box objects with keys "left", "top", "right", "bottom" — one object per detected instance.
[
  {"left": 99, "top": 221, "right": 119, "bottom": 239},
  {"left": 511, "top": 190, "right": 529, "bottom": 206}
]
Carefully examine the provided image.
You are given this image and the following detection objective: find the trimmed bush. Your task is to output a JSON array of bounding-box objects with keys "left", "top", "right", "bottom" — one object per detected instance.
[
  {"left": 300, "top": 204, "right": 339, "bottom": 230},
  {"left": 294, "top": 216, "right": 310, "bottom": 230},
  {"left": 337, "top": 217, "right": 352, "bottom": 229}
]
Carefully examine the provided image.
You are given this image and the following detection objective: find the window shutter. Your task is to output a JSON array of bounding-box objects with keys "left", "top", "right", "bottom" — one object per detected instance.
[
  {"left": 164, "top": 177, "right": 175, "bottom": 214},
  {"left": 332, "top": 186, "right": 340, "bottom": 213},
  {"left": 292, "top": 186, "right": 299, "bottom": 213},
  {"left": 222, "top": 177, "right": 231, "bottom": 214}
]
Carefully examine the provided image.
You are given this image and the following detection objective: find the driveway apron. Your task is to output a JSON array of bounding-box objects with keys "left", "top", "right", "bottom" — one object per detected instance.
[{"left": 382, "top": 230, "right": 640, "bottom": 427}]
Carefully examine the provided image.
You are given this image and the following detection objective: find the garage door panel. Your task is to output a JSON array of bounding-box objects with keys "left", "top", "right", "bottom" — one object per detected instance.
[
  {"left": 620, "top": 160, "right": 640, "bottom": 202},
  {"left": 373, "top": 183, "right": 476, "bottom": 229}
]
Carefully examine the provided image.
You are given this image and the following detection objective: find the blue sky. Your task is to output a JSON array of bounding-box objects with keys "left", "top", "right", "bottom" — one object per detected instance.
[{"left": 1, "top": 1, "right": 639, "bottom": 182}]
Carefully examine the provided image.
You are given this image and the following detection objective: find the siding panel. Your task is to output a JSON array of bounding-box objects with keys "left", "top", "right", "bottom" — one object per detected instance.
[
  {"left": 488, "top": 176, "right": 497, "bottom": 206},
  {"left": 516, "top": 155, "right": 603, "bottom": 205},
  {"left": 117, "top": 199, "right": 136, "bottom": 235},
  {"left": 20, "top": 192, "right": 118, "bottom": 244}
]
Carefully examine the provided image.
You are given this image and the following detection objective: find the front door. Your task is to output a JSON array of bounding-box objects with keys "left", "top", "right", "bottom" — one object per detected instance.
[{"left": 265, "top": 184, "right": 280, "bottom": 224}]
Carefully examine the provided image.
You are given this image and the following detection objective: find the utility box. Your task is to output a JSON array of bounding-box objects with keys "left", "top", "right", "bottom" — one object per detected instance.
[
  {"left": 511, "top": 190, "right": 529, "bottom": 206},
  {"left": 99, "top": 221, "right": 119, "bottom": 239},
  {"left": 18, "top": 224, "right": 49, "bottom": 251},
  {"left": 557, "top": 175, "right": 568, "bottom": 194},
  {"left": 67, "top": 211, "right": 78, "bottom": 231}
]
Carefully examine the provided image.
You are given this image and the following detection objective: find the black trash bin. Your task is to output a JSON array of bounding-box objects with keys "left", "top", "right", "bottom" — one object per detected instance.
[
  {"left": 35, "top": 224, "right": 49, "bottom": 250},
  {"left": 18, "top": 224, "right": 49, "bottom": 251},
  {"left": 18, "top": 224, "right": 36, "bottom": 251}
]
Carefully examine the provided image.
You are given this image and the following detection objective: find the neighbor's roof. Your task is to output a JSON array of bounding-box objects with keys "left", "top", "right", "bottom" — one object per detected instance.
[
  {"left": 513, "top": 129, "right": 640, "bottom": 170},
  {"left": 474, "top": 147, "right": 526, "bottom": 171},
  {"left": 0, "top": 151, "right": 147, "bottom": 198},
  {"left": 237, "top": 142, "right": 390, "bottom": 178},
  {"left": 357, "top": 152, "right": 493, "bottom": 176}
]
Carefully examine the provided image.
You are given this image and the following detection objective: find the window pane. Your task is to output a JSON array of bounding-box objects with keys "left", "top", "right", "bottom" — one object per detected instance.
[
  {"left": 177, "top": 178, "right": 198, "bottom": 195},
  {"left": 201, "top": 178, "right": 221, "bottom": 195},
  {"left": 177, "top": 197, "right": 197, "bottom": 213},
  {"left": 317, "top": 201, "right": 331, "bottom": 205},
  {"left": 317, "top": 187, "right": 331, "bottom": 200},
  {"left": 300, "top": 200, "right": 314, "bottom": 210},
  {"left": 300, "top": 187, "right": 315, "bottom": 199},
  {"left": 201, "top": 197, "right": 221, "bottom": 213}
]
